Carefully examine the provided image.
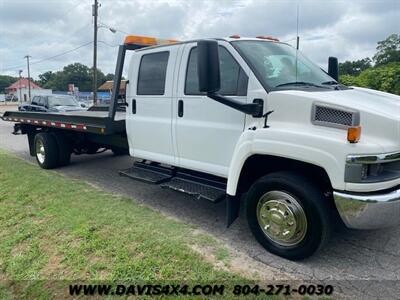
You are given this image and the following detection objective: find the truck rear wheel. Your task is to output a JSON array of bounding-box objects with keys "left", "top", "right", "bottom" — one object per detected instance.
[
  {"left": 246, "top": 171, "right": 331, "bottom": 260},
  {"left": 34, "top": 133, "right": 59, "bottom": 169},
  {"left": 52, "top": 133, "right": 71, "bottom": 167},
  {"left": 111, "top": 147, "right": 129, "bottom": 156}
]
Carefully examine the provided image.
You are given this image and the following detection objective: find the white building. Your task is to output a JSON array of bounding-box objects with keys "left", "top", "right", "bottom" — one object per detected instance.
[{"left": 5, "top": 78, "right": 52, "bottom": 102}]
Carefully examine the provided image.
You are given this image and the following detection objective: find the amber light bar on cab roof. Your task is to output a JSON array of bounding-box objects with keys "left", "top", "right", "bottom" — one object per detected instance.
[
  {"left": 124, "top": 35, "right": 179, "bottom": 47},
  {"left": 229, "top": 34, "right": 280, "bottom": 41}
]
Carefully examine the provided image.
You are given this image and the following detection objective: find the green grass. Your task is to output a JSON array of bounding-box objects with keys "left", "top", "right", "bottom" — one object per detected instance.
[{"left": 0, "top": 151, "right": 253, "bottom": 299}]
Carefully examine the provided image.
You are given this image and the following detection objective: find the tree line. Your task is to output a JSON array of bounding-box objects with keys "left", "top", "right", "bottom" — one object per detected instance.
[
  {"left": 339, "top": 34, "right": 400, "bottom": 95},
  {"left": 36, "top": 63, "right": 117, "bottom": 91},
  {"left": 0, "top": 63, "right": 115, "bottom": 93}
]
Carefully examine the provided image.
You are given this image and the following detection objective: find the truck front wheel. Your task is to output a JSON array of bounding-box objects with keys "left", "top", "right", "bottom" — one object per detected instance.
[
  {"left": 34, "top": 133, "right": 59, "bottom": 169},
  {"left": 246, "top": 171, "right": 331, "bottom": 260}
]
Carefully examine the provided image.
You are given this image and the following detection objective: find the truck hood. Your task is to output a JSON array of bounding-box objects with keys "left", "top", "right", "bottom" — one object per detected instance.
[
  {"left": 271, "top": 87, "right": 400, "bottom": 151},
  {"left": 307, "top": 87, "right": 400, "bottom": 120}
]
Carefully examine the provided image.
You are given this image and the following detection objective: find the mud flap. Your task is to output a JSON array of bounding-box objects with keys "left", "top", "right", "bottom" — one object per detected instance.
[{"left": 226, "top": 194, "right": 240, "bottom": 227}]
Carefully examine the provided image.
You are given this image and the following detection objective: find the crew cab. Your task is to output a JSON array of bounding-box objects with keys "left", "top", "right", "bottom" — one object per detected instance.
[{"left": 2, "top": 35, "right": 400, "bottom": 260}]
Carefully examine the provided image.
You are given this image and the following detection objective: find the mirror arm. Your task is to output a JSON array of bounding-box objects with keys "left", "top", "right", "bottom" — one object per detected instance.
[{"left": 207, "top": 92, "right": 263, "bottom": 117}]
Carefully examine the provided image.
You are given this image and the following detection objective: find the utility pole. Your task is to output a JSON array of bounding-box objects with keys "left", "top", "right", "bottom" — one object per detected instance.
[
  {"left": 92, "top": 0, "right": 99, "bottom": 105},
  {"left": 24, "top": 55, "right": 31, "bottom": 101},
  {"left": 18, "top": 70, "right": 23, "bottom": 104}
]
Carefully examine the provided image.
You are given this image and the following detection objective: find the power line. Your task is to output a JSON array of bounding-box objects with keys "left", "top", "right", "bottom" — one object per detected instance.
[
  {"left": 98, "top": 40, "right": 119, "bottom": 47},
  {"left": 30, "top": 41, "right": 93, "bottom": 65},
  {"left": 1, "top": 41, "right": 93, "bottom": 72}
]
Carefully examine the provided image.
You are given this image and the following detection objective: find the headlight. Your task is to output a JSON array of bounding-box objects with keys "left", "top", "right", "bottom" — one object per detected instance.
[{"left": 345, "top": 152, "right": 400, "bottom": 183}]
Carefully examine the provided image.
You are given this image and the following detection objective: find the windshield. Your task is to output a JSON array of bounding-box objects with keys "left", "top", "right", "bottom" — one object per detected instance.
[
  {"left": 232, "top": 40, "right": 334, "bottom": 89},
  {"left": 48, "top": 96, "right": 79, "bottom": 107}
]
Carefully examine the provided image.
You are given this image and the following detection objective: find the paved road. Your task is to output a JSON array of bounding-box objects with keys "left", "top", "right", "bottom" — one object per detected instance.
[{"left": 0, "top": 119, "right": 399, "bottom": 298}]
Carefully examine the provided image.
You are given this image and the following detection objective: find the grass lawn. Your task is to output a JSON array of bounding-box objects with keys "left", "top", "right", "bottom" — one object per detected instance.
[{"left": 0, "top": 151, "right": 257, "bottom": 299}]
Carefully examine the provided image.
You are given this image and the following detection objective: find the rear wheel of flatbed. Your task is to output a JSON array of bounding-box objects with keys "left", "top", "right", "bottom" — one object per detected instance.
[
  {"left": 34, "top": 133, "right": 59, "bottom": 169},
  {"left": 51, "top": 132, "right": 71, "bottom": 166},
  {"left": 111, "top": 147, "right": 129, "bottom": 156}
]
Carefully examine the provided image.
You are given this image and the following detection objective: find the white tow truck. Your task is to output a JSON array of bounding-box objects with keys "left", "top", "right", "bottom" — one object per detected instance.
[{"left": 3, "top": 35, "right": 400, "bottom": 260}]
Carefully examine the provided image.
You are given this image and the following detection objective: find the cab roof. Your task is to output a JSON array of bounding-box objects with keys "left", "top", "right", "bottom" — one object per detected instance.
[{"left": 123, "top": 34, "right": 282, "bottom": 51}]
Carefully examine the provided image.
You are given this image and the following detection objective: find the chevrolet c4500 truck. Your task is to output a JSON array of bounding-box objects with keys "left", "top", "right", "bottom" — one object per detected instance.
[{"left": 3, "top": 35, "right": 400, "bottom": 260}]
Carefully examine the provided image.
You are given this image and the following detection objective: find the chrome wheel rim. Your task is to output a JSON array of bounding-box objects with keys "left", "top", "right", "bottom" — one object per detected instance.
[
  {"left": 35, "top": 139, "right": 45, "bottom": 164},
  {"left": 256, "top": 191, "right": 307, "bottom": 247}
]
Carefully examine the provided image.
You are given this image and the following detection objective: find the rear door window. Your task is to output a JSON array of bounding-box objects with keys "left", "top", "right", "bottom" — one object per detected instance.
[
  {"left": 31, "top": 96, "right": 39, "bottom": 105},
  {"left": 38, "top": 97, "right": 46, "bottom": 106},
  {"left": 137, "top": 51, "right": 169, "bottom": 95}
]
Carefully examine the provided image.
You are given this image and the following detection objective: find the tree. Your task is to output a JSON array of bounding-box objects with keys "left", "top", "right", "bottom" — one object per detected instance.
[
  {"left": 340, "top": 62, "right": 400, "bottom": 95},
  {"left": 339, "top": 58, "right": 371, "bottom": 76},
  {"left": 36, "top": 63, "right": 107, "bottom": 91},
  {"left": 38, "top": 71, "right": 55, "bottom": 87},
  {"left": 105, "top": 73, "right": 115, "bottom": 81},
  {"left": 61, "top": 63, "right": 92, "bottom": 91},
  {"left": 90, "top": 68, "right": 106, "bottom": 90},
  {"left": 0, "top": 75, "right": 18, "bottom": 93},
  {"left": 373, "top": 34, "right": 400, "bottom": 66}
]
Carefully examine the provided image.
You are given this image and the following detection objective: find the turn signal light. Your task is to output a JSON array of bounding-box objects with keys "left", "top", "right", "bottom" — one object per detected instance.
[{"left": 347, "top": 126, "right": 361, "bottom": 143}]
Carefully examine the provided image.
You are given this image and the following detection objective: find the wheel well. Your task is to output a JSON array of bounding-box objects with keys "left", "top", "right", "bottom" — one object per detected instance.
[{"left": 236, "top": 155, "right": 332, "bottom": 196}]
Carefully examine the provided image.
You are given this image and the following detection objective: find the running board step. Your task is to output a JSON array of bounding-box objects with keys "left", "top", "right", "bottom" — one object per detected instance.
[
  {"left": 119, "top": 161, "right": 227, "bottom": 203},
  {"left": 160, "top": 178, "right": 225, "bottom": 203},
  {"left": 119, "top": 161, "right": 174, "bottom": 184}
]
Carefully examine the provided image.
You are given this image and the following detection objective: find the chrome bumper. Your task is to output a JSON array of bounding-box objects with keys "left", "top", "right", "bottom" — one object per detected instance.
[{"left": 333, "top": 187, "right": 400, "bottom": 229}]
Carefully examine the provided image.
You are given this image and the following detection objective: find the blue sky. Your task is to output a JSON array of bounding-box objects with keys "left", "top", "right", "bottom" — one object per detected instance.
[{"left": 0, "top": 0, "right": 399, "bottom": 78}]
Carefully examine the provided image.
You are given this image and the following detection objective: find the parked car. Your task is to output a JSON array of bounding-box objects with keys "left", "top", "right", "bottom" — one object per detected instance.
[
  {"left": 5, "top": 95, "right": 18, "bottom": 102},
  {"left": 18, "top": 95, "right": 87, "bottom": 112}
]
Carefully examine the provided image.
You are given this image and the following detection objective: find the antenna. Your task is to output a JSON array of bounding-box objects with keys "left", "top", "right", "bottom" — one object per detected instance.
[
  {"left": 295, "top": 4, "right": 300, "bottom": 82},
  {"left": 296, "top": 5, "right": 300, "bottom": 50}
]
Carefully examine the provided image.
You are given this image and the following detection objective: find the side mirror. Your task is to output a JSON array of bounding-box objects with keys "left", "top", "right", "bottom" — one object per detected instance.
[
  {"left": 197, "top": 40, "right": 220, "bottom": 93},
  {"left": 328, "top": 57, "right": 339, "bottom": 81}
]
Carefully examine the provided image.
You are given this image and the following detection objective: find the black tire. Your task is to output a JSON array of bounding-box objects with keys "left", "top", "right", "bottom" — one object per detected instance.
[
  {"left": 111, "top": 147, "right": 129, "bottom": 156},
  {"left": 51, "top": 133, "right": 71, "bottom": 167},
  {"left": 34, "top": 133, "right": 59, "bottom": 169},
  {"left": 85, "top": 144, "right": 100, "bottom": 154},
  {"left": 246, "top": 171, "right": 331, "bottom": 260}
]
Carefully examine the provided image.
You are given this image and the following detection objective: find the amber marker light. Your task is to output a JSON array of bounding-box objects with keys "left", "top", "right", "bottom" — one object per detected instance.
[
  {"left": 256, "top": 35, "right": 280, "bottom": 42},
  {"left": 347, "top": 126, "right": 361, "bottom": 143}
]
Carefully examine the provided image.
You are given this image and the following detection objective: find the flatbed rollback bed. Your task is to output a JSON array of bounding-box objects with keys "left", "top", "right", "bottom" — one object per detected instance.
[{"left": 1, "top": 43, "right": 138, "bottom": 168}]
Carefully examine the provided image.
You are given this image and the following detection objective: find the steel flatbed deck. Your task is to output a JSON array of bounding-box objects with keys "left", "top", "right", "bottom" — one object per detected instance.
[
  {"left": 2, "top": 110, "right": 126, "bottom": 135},
  {"left": 1, "top": 42, "right": 140, "bottom": 137}
]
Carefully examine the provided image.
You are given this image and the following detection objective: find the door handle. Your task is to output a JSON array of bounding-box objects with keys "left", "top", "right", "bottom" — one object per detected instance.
[
  {"left": 178, "top": 100, "right": 184, "bottom": 117},
  {"left": 132, "top": 99, "right": 136, "bottom": 114}
]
